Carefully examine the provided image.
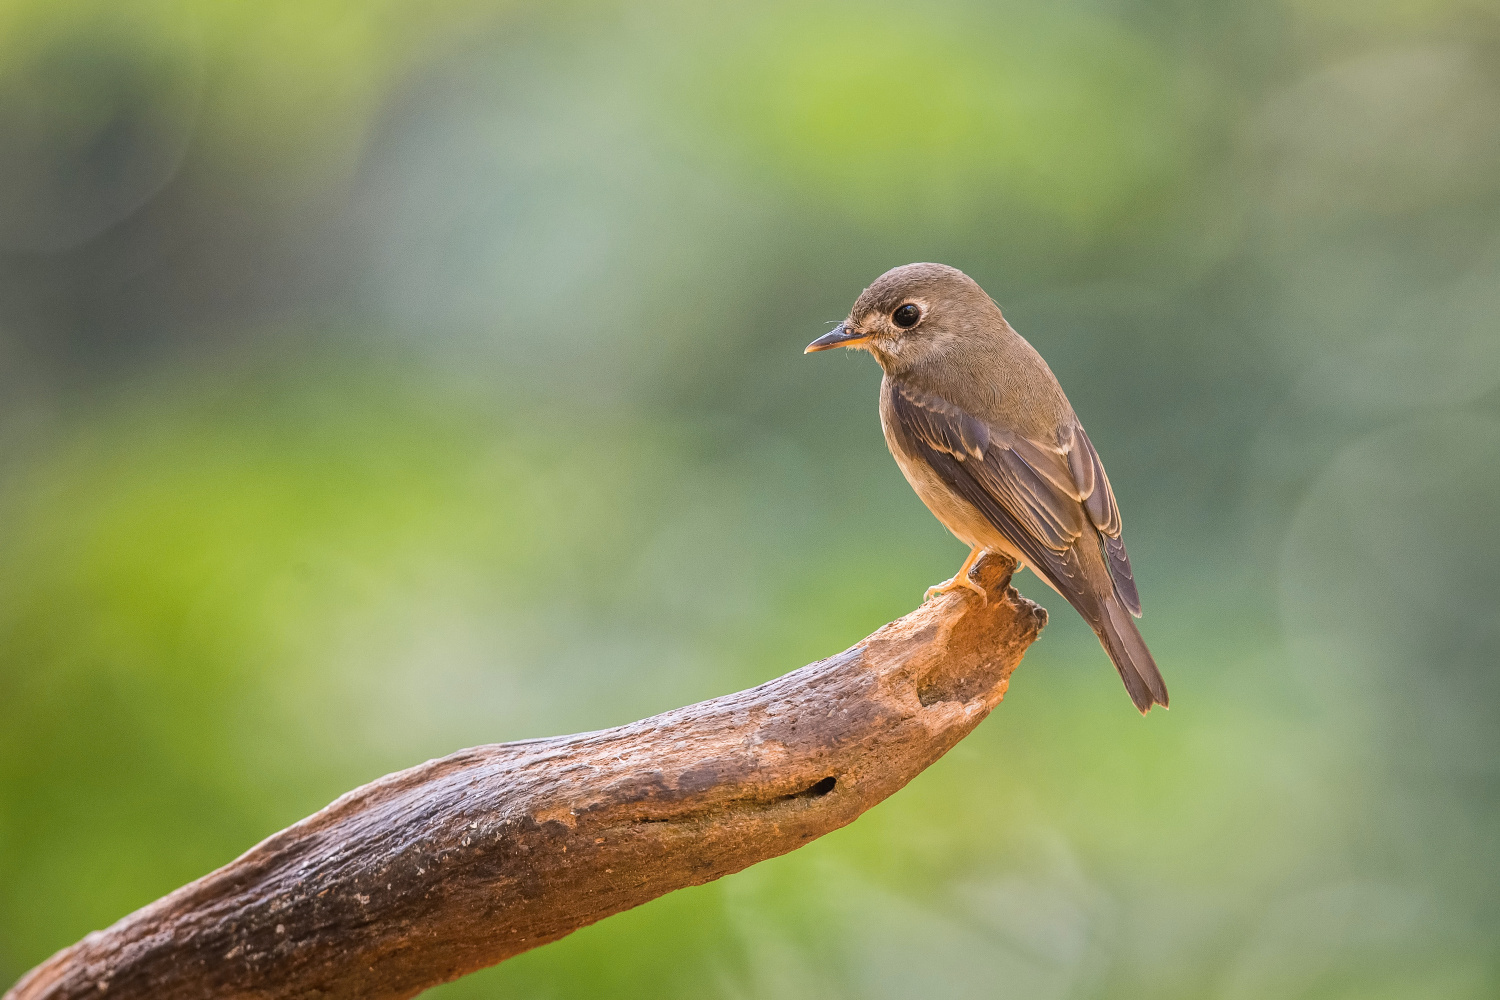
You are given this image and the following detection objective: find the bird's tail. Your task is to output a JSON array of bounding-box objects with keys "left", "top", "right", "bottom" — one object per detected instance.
[{"left": 1093, "top": 596, "right": 1168, "bottom": 714}]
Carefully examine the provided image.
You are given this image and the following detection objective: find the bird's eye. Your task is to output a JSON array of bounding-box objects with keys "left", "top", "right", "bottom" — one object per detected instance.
[{"left": 892, "top": 303, "right": 921, "bottom": 328}]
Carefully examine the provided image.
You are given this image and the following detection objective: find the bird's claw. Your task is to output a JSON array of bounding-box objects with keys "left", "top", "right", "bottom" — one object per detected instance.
[{"left": 924, "top": 573, "right": 988, "bottom": 605}]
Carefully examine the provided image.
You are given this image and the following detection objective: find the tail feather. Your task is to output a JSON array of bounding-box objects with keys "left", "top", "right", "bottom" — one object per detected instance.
[{"left": 1095, "top": 597, "right": 1168, "bottom": 714}]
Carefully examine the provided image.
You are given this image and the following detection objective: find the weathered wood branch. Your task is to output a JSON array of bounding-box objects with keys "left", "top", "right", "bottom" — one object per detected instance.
[{"left": 6, "top": 554, "right": 1044, "bottom": 1000}]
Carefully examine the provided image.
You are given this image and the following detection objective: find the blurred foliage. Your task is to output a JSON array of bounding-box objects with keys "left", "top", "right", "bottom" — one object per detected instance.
[{"left": 2, "top": 0, "right": 1500, "bottom": 997}]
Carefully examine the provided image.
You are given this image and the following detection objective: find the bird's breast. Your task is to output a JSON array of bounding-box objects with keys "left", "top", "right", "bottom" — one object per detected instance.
[{"left": 878, "top": 384, "right": 1012, "bottom": 555}]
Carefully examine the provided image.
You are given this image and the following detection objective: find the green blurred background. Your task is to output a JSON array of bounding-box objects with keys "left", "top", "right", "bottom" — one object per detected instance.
[{"left": 3, "top": 0, "right": 1499, "bottom": 996}]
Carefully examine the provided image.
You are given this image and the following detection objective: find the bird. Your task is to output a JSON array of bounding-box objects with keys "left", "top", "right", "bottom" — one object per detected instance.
[{"left": 805, "top": 262, "right": 1166, "bottom": 713}]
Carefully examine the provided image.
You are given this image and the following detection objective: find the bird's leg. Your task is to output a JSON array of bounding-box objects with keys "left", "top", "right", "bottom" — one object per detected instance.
[{"left": 925, "top": 545, "right": 988, "bottom": 604}]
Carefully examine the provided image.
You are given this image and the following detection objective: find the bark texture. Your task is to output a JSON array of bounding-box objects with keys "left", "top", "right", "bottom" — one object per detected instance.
[{"left": 6, "top": 554, "right": 1044, "bottom": 1000}]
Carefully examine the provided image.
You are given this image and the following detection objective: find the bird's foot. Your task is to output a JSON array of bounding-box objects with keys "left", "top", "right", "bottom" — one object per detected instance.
[{"left": 924, "top": 572, "right": 987, "bottom": 605}]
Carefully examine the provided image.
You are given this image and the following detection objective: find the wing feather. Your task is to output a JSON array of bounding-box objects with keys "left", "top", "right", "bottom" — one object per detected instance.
[
  {"left": 1067, "top": 425, "right": 1121, "bottom": 537},
  {"left": 1067, "top": 425, "right": 1140, "bottom": 615},
  {"left": 889, "top": 382, "right": 1081, "bottom": 593},
  {"left": 889, "top": 380, "right": 1142, "bottom": 616}
]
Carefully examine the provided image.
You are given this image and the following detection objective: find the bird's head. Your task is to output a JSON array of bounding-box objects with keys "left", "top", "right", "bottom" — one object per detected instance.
[{"left": 804, "top": 262, "right": 1003, "bottom": 375}]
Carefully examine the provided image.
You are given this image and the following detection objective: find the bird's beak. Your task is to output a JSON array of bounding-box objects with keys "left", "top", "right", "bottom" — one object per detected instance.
[{"left": 804, "top": 322, "right": 873, "bottom": 353}]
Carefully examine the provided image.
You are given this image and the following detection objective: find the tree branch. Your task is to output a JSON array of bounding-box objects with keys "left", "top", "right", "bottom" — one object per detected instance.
[{"left": 6, "top": 554, "right": 1044, "bottom": 1000}]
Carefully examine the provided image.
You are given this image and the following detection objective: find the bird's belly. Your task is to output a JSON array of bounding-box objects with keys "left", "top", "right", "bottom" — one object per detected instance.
[{"left": 882, "top": 423, "right": 1021, "bottom": 561}]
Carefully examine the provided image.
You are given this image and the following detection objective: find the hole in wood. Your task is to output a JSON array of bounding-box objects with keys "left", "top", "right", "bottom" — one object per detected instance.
[{"left": 788, "top": 776, "right": 836, "bottom": 799}]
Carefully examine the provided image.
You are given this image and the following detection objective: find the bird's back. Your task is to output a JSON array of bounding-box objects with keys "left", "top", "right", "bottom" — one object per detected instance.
[{"left": 901, "top": 319, "right": 1076, "bottom": 446}]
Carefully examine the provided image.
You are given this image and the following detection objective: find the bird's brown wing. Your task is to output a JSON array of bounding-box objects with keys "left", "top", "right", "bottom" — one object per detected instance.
[
  {"left": 888, "top": 378, "right": 1163, "bottom": 711},
  {"left": 1068, "top": 424, "right": 1140, "bottom": 616},
  {"left": 888, "top": 379, "right": 1139, "bottom": 614}
]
